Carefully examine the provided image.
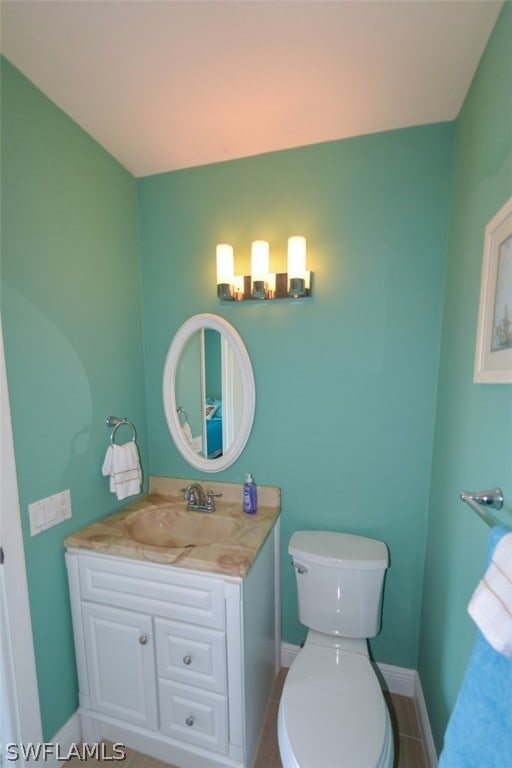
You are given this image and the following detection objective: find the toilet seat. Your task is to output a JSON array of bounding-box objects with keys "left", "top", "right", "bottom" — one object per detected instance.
[{"left": 278, "top": 643, "right": 393, "bottom": 768}]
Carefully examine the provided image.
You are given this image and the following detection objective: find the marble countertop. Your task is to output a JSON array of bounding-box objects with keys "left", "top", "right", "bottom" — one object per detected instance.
[{"left": 64, "top": 476, "right": 281, "bottom": 578}]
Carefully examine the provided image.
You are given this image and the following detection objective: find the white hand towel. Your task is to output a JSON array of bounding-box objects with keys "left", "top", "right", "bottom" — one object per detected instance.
[
  {"left": 180, "top": 421, "right": 194, "bottom": 446},
  {"left": 102, "top": 441, "right": 142, "bottom": 501},
  {"left": 468, "top": 530, "right": 512, "bottom": 658}
]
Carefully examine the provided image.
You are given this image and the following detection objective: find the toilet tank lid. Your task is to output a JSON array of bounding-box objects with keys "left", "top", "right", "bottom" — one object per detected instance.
[{"left": 289, "top": 531, "right": 389, "bottom": 569}]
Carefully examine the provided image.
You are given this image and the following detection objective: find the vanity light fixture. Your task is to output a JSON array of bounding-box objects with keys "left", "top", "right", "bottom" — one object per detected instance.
[{"left": 215, "top": 237, "right": 312, "bottom": 301}]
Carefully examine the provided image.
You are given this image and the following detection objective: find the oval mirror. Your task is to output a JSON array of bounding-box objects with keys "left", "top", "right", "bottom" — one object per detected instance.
[{"left": 163, "top": 314, "right": 256, "bottom": 472}]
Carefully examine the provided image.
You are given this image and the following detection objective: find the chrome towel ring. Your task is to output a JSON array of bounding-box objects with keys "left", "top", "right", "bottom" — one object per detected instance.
[{"left": 106, "top": 416, "right": 137, "bottom": 445}]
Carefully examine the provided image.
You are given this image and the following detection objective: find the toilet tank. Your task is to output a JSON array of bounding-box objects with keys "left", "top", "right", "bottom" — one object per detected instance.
[{"left": 289, "top": 531, "right": 389, "bottom": 638}]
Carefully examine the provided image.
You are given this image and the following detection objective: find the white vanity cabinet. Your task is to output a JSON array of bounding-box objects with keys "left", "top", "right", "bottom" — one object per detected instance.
[{"left": 65, "top": 520, "right": 279, "bottom": 768}]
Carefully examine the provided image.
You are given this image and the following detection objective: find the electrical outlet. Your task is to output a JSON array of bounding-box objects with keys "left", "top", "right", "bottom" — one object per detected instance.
[
  {"left": 28, "top": 489, "right": 72, "bottom": 536},
  {"left": 58, "top": 489, "right": 72, "bottom": 521}
]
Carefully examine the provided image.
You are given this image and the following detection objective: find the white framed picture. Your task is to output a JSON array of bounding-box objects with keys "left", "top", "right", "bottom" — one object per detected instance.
[{"left": 474, "top": 196, "right": 512, "bottom": 383}]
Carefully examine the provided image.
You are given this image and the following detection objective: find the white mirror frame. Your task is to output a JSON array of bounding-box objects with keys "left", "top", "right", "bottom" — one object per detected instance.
[{"left": 163, "top": 313, "right": 256, "bottom": 472}]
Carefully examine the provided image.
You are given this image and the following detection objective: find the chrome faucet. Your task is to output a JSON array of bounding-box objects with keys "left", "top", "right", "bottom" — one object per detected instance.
[{"left": 181, "top": 482, "right": 221, "bottom": 513}]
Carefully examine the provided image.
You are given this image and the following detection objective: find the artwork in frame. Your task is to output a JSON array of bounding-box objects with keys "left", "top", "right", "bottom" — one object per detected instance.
[{"left": 474, "top": 196, "right": 512, "bottom": 383}]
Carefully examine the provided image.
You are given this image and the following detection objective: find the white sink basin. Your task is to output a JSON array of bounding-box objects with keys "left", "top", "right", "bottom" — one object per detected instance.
[{"left": 123, "top": 506, "right": 240, "bottom": 548}]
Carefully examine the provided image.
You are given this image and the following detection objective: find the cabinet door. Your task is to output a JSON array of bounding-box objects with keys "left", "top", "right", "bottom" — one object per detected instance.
[{"left": 82, "top": 602, "right": 158, "bottom": 730}]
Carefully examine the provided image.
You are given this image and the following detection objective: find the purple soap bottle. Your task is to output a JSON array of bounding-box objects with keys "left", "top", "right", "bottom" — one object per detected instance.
[{"left": 243, "top": 473, "right": 257, "bottom": 514}]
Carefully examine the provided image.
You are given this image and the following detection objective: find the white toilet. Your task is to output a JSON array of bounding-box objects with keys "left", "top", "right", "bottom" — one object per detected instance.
[{"left": 278, "top": 531, "right": 393, "bottom": 768}]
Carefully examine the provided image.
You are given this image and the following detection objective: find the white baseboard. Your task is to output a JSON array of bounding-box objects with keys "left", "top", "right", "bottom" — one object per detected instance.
[
  {"left": 38, "top": 712, "right": 82, "bottom": 768},
  {"left": 281, "top": 642, "right": 437, "bottom": 768},
  {"left": 376, "top": 661, "right": 416, "bottom": 697},
  {"left": 414, "top": 674, "right": 438, "bottom": 768},
  {"left": 280, "top": 641, "right": 301, "bottom": 669}
]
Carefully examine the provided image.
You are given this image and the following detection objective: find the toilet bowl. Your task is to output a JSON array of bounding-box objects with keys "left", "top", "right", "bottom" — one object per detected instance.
[
  {"left": 277, "top": 640, "right": 393, "bottom": 768},
  {"left": 278, "top": 531, "right": 393, "bottom": 768}
]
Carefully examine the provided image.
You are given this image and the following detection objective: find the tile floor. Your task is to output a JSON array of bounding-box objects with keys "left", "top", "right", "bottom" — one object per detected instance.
[{"left": 66, "top": 667, "right": 429, "bottom": 768}]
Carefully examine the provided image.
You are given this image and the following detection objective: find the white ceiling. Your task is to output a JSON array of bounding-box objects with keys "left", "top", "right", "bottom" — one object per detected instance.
[{"left": 0, "top": 0, "right": 503, "bottom": 177}]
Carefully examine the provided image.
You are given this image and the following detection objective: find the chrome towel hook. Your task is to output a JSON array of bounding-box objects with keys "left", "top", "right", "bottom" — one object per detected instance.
[
  {"left": 106, "top": 416, "right": 137, "bottom": 445},
  {"left": 459, "top": 487, "right": 506, "bottom": 527},
  {"left": 459, "top": 488, "right": 504, "bottom": 510}
]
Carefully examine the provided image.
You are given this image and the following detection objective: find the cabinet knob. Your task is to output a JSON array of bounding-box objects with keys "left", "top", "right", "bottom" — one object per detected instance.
[
  {"left": 183, "top": 655, "right": 192, "bottom": 665},
  {"left": 185, "top": 715, "right": 194, "bottom": 727},
  {"left": 139, "top": 635, "right": 148, "bottom": 645}
]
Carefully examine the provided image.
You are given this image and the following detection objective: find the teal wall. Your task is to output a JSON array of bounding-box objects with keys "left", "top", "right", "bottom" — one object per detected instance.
[
  {"left": 419, "top": 3, "right": 512, "bottom": 751},
  {"left": 0, "top": 58, "right": 148, "bottom": 738},
  {"left": 137, "top": 123, "right": 453, "bottom": 667}
]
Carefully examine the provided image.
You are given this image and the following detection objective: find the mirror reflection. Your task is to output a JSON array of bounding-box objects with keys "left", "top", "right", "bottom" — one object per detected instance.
[
  {"left": 204, "top": 329, "right": 224, "bottom": 458},
  {"left": 163, "top": 314, "right": 255, "bottom": 472},
  {"left": 176, "top": 329, "right": 242, "bottom": 459}
]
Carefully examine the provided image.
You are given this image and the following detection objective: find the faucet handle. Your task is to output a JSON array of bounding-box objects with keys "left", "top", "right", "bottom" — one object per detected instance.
[
  {"left": 181, "top": 485, "right": 198, "bottom": 504},
  {"left": 205, "top": 490, "right": 222, "bottom": 512}
]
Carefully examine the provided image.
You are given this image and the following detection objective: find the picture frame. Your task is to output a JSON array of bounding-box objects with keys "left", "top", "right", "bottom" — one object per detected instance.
[{"left": 473, "top": 196, "right": 512, "bottom": 383}]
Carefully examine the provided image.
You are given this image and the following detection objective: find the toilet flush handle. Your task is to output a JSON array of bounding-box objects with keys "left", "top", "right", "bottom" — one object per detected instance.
[{"left": 292, "top": 560, "right": 308, "bottom": 575}]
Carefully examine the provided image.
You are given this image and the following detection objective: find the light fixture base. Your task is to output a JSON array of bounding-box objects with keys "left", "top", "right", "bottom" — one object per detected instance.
[
  {"left": 252, "top": 279, "right": 268, "bottom": 300},
  {"left": 218, "top": 272, "right": 313, "bottom": 302},
  {"left": 288, "top": 277, "right": 306, "bottom": 298},
  {"left": 217, "top": 283, "right": 235, "bottom": 301}
]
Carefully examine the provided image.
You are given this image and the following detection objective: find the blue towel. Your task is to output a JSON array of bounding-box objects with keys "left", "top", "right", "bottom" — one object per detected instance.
[{"left": 439, "top": 526, "right": 512, "bottom": 768}]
